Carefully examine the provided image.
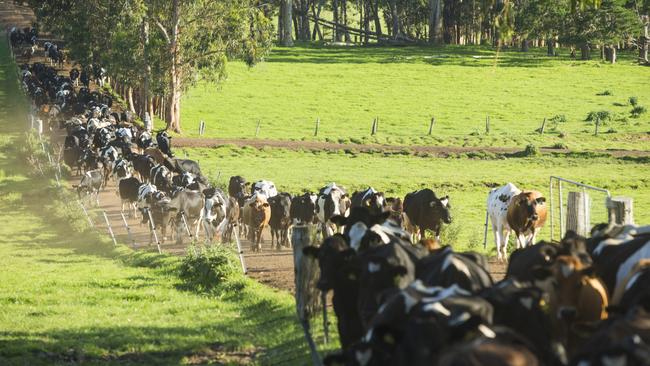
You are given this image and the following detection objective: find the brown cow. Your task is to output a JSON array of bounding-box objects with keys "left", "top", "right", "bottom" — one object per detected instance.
[
  {"left": 550, "top": 255, "right": 608, "bottom": 354},
  {"left": 506, "top": 190, "right": 547, "bottom": 249},
  {"left": 144, "top": 147, "right": 168, "bottom": 165},
  {"left": 243, "top": 194, "right": 270, "bottom": 252}
]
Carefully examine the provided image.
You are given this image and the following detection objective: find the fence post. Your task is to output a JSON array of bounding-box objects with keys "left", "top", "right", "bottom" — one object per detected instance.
[
  {"left": 428, "top": 117, "right": 435, "bottom": 135},
  {"left": 314, "top": 118, "right": 320, "bottom": 136},
  {"left": 121, "top": 212, "right": 136, "bottom": 247},
  {"left": 198, "top": 120, "right": 205, "bottom": 136},
  {"left": 483, "top": 210, "right": 489, "bottom": 249},
  {"left": 539, "top": 118, "right": 546, "bottom": 135},
  {"left": 607, "top": 197, "right": 634, "bottom": 225},
  {"left": 255, "top": 120, "right": 261, "bottom": 137},
  {"left": 292, "top": 225, "right": 323, "bottom": 365},
  {"left": 371, "top": 118, "right": 377, "bottom": 135},
  {"left": 566, "top": 192, "right": 591, "bottom": 237},
  {"left": 485, "top": 115, "right": 490, "bottom": 134},
  {"left": 102, "top": 211, "right": 118, "bottom": 247}
]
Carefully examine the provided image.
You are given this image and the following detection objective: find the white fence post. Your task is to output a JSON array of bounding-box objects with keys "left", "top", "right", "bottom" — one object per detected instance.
[
  {"left": 120, "top": 212, "right": 136, "bottom": 247},
  {"left": 146, "top": 209, "right": 162, "bottom": 254},
  {"left": 103, "top": 211, "right": 118, "bottom": 247}
]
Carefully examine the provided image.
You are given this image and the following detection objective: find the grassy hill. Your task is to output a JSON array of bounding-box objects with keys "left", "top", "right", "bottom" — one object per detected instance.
[
  {"left": 0, "top": 37, "right": 331, "bottom": 366},
  {"left": 179, "top": 43, "right": 650, "bottom": 151}
]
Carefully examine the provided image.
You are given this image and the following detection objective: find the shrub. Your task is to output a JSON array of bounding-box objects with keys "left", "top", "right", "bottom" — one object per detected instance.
[
  {"left": 597, "top": 90, "right": 612, "bottom": 96},
  {"left": 179, "top": 245, "right": 242, "bottom": 293},
  {"left": 558, "top": 131, "right": 568, "bottom": 138},
  {"left": 585, "top": 110, "right": 612, "bottom": 123},
  {"left": 523, "top": 144, "right": 540, "bottom": 157},
  {"left": 437, "top": 221, "right": 462, "bottom": 246},
  {"left": 629, "top": 96, "right": 639, "bottom": 106},
  {"left": 631, "top": 105, "right": 647, "bottom": 118},
  {"left": 552, "top": 142, "right": 568, "bottom": 149}
]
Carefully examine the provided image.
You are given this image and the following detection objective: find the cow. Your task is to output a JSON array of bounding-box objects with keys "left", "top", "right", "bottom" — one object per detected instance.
[
  {"left": 74, "top": 169, "right": 103, "bottom": 206},
  {"left": 588, "top": 225, "right": 650, "bottom": 296},
  {"left": 243, "top": 194, "right": 271, "bottom": 251},
  {"left": 223, "top": 197, "right": 240, "bottom": 243},
  {"left": 132, "top": 154, "right": 156, "bottom": 182},
  {"left": 136, "top": 183, "right": 158, "bottom": 222},
  {"left": 172, "top": 172, "right": 195, "bottom": 189},
  {"left": 136, "top": 131, "right": 154, "bottom": 150},
  {"left": 228, "top": 176, "right": 248, "bottom": 207},
  {"left": 268, "top": 192, "right": 292, "bottom": 249},
  {"left": 303, "top": 234, "right": 363, "bottom": 350},
  {"left": 438, "top": 331, "right": 541, "bottom": 366},
  {"left": 549, "top": 255, "right": 609, "bottom": 353},
  {"left": 79, "top": 148, "right": 101, "bottom": 173},
  {"left": 385, "top": 197, "right": 403, "bottom": 225},
  {"left": 143, "top": 191, "right": 173, "bottom": 243},
  {"left": 150, "top": 164, "right": 173, "bottom": 193},
  {"left": 402, "top": 188, "right": 452, "bottom": 242},
  {"left": 118, "top": 177, "right": 141, "bottom": 217},
  {"left": 202, "top": 188, "right": 228, "bottom": 243},
  {"left": 251, "top": 180, "right": 278, "bottom": 199},
  {"left": 112, "top": 158, "right": 132, "bottom": 183},
  {"left": 290, "top": 192, "right": 317, "bottom": 226},
  {"left": 165, "top": 157, "right": 203, "bottom": 177},
  {"left": 351, "top": 187, "right": 386, "bottom": 216},
  {"left": 416, "top": 246, "right": 494, "bottom": 293},
  {"left": 167, "top": 190, "right": 205, "bottom": 244},
  {"left": 611, "top": 259, "right": 650, "bottom": 314},
  {"left": 63, "top": 146, "right": 82, "bottom": 174},
  {"left": 99, "top": 145, "right": 120, "bottom": 187},
  {"left": 487, "top": 183, "right": 522, "bottom": 262},
  {"left": 506, "top": 190, "right": 547, "bottom": 250},
  {"left": 156, "top": 130, "right": 173, "bottom": 157},
  {"left": 144, "top": 147, "right": 168, "bottom": 164},
  {"left": 316, "top": 183, "right": 349, "bottom": 237}
]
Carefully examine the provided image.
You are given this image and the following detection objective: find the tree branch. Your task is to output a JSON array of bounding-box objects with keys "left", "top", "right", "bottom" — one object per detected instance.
[{"left": 154, "top": 18, "right": 171, "bottom": 44}]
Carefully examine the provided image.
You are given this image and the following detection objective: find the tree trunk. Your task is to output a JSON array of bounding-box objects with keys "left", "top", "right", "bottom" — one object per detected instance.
[
  {"left": 332, "top": 0, "right": 341, "bottom": 41},
  {"left": 127, "top": 87, "right": 136, "bottom": 114},
  {"left": 429, "top": 0, "right": 443, "bottom": 44},
  {"left": 521, "top": 38, "right": 529, "bottom": 52},
  {"left": 640, "top": 21, "right": 649, "bottom": 64},
  {"left": 389, "top": 0, "right": 399, "bottom": 39},
  {"left": 311, "top": 2, "right": 323, "bottom": 41},
  {"left": 580, "top": 43, "right": 590, "bottom": 60},
  {"left": 605, "top": 45, "right": 616, "bottom": 64},
  {"left": 342, "top": 0, "right": 351, "bottom": 42},
  {"left": 371, "top": 0, "right": 382, "bottom": 38},
  {"left": 142, "top": 17, "right": 151, "bottom": 120},
  {"left": 300, "top": 0, "right": 310, "bottom": 41},
  {"left": 547, "top": 38, "right": 555, "bottom": 56},
  {"left": 166, "top": 0, "right": 182, "bottom": 133},
  {"left": 280, "top": 0, "right": 294, "bottom": 46}
]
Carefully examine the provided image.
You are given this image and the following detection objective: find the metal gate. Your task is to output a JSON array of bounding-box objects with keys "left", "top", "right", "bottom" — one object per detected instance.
[{"left": 549, "top": 176, "right": 611, "bottom": 241}]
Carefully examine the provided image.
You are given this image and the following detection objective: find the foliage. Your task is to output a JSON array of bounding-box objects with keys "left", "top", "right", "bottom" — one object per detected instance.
[
  {"left": 631, "top": 105, "right": 647, "bottom": 118},
  {"left": 523, "top": 143, "right": 540, "bottom": 156},
  {"left": 597, "top": 90, "right": 613, "bottom": 95},
  {"left": 585, "top": 110, "right": 613, "bottom": 122},
  {"left": 629, "top": 96, "right": 639, "bottom": 106},
  {"left": 179, "top": 244, "right": 243, "bottom": 293}
]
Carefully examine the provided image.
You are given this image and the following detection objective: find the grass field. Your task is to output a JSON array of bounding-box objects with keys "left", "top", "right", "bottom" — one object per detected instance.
[
  {"left": 0, "top": 37, "right": 334, "bottom": 365},
  {"left": 179, "top": 43, "right": 650, "bottom": 151},
  {"left": 181, "top": 145, "right": 650, "bottom": 253}
]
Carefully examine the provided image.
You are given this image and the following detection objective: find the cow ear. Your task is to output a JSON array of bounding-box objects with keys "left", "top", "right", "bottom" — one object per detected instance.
[
  {"left": 302, "top": 246, "right": 320, "bottom": 258},
  {"left": 330, "top": 215, "right": 347, "bottom": 226},
  {"left": 536, "top": 197, "right": 546, "bottom": 204}
]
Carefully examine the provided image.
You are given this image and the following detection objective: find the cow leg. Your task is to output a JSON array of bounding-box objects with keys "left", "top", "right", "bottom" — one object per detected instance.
[
  {"left": 502, "top": 228, "right": 512, "bottom": 262},
  {"left": 494, "top": 224, "right": 503, "bottom": 262}
]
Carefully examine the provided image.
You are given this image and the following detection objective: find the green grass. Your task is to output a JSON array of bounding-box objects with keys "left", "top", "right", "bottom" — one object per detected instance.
[
  {"left": 0, "top": 37, "right": 334, "bottom": 365},
  {"left": 184, "top": 145, "right": 650, "bottom": 253},
  {"left": 178, "top": 43, "right": 650, "bottom": 150}
]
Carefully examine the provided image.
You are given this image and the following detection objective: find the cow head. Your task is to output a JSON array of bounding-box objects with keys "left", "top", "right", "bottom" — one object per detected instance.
[
  {"left": 518, "top": 194, "right": 546, "bottom": 223},
  {"left": 290, "top": 193, "right": 317, "bottom": 225},
  {"left": 430, "top": 195, "right": 452, "bottom": 224},
  {"left": 330, "top": 207, "right": 391, "bottom": 252},
  {"left": 551, "top": 255, "right": 608, "bottom": 323},
  {"left": 228, "top": 176, "right": 248, "bottom": 203},
  {"left": 303, "top": 234, "right": 357, "bottom": 291}
]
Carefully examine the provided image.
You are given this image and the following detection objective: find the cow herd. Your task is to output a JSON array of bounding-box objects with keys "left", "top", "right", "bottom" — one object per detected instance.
[{"left": 13, "top": 30, "right": 650, "bottom": 366}]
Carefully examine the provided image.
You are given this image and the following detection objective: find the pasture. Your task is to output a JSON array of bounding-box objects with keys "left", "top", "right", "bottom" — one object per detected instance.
[
  {"left": 180, "top": 44, "right": 650, "bottom": 151},
  {"left": 182, "top": 144, "right": 650, "bottom": 252},
  {"left": 0, "top": 39, "right": 333, "bottom": 365}
]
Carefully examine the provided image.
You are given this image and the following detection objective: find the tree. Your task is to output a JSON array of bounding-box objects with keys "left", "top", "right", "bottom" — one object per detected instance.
[{"left": 280, "top": 0, "right": 294, "bottom": 46}]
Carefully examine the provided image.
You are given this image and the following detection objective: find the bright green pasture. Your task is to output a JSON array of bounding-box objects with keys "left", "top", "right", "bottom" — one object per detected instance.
[
  {"left": 180, "top": 44, "right": 650, "bottom": 150},
  {"left": 0, "top": 37, "right": 331, "bottom": 365},
  {"left": 185, "top": 145, "right": 650, "bottom": 252}
]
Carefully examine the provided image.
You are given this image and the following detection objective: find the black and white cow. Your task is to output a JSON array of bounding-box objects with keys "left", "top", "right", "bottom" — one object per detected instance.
[
  {"left": 74, "top": 169, "right": 103, "bottom": 205},
  {"left": 202, "top": 187, "right": 229, "bottom": 243},
  {"left": 118, "top": 176, "right": 141, "bottom": 217},
  {"left": 132, "top": 154, "right": 156, "bottom": 182},
  {"left": 228, "top": 175, "right": 248, "bottom": 208},
  {"left": 156, "top": 130, "right": 173, "bottom": 157},
  {"left": 112, "top": 158, "right": 132, "bottom": 182},
  {"left": 351, "top": 187, "right": 386, "bottom": 216},
  {"left": 416, "top": 246, "right": 494, "bottom": 293},
  {"left": 316, "top": 183, "right": 350, "bottom": 237},
  {"left": 290, "top": 192, "right": 317, "bottom": 226},
  {"left": 167, "top": 190, "right": 205, "bottom": 244},
  {"left": 150, "top": 164, "right": 173, "bottom": 193}
]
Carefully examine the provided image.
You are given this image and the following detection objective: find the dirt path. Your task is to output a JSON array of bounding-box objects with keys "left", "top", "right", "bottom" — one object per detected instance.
[{"left": 174, "top": 137, "right": 650, "bottom": 158}]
